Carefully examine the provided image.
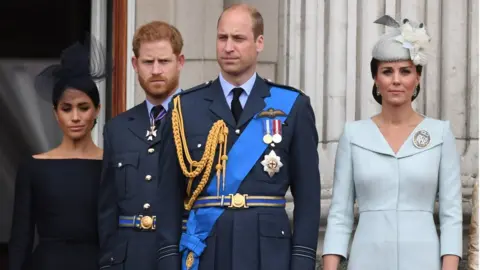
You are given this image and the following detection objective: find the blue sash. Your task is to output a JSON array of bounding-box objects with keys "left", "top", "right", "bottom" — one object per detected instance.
[{"left": 179, "top": 87, "right": 299, "bottom": 270}]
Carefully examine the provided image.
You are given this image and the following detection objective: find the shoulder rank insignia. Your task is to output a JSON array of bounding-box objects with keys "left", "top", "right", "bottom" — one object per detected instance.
[
  {"left": 179, "top": 80, "right": 213, "bottom": 96},
  {"left": 263, "top": 78, "right": 305, "bottom": 95}
]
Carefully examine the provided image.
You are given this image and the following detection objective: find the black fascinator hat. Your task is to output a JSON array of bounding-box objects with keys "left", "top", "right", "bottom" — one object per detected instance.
[{"left": 34, "top": 33, "right": 108, "bottom": 109}]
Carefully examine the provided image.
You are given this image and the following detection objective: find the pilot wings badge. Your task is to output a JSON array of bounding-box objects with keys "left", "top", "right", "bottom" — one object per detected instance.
[
  {"left": 260, "top": 150, "right": 283, "bottom": 177},
  {"left": 257, "top": 108, "right": 287, "bottom": 119}
]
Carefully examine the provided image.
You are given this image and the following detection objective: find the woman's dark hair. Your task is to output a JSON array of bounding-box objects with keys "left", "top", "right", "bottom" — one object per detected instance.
[
  {"left": 370, "top": 58, "right": 423, "bottom": 105},
  {"left": 52, "top": 78, "right": 100, "bottom": 110}
]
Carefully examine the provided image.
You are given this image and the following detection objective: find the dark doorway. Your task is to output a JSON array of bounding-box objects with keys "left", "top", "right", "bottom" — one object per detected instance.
[
  {"left": 0, "top": 1, "right": 91, "bottom": 58},
  {"left": 0, "top": 1, "right": 91, "bottom": 268}
]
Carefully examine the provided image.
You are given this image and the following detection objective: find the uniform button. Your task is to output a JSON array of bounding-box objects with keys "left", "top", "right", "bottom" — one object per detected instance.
[
  {"left": 235, "top": 129, "right": 240, "bottom": 134},
  {"left": 143, "top": 203, "right": 151, "bottom": 209},
  {"left": 110, "top": 257, "right": 114, "bottom": 262},
  {"left": 148, "top": 148, "right": 155, "bottom": 154},
  {"left": 197, "top": 143, "right": 202, "bottom": 148},
  {"left": 145, "top": 175, "right": 152, "bottom": 181},
  {"left": 281, "top": 231, "right": 285, "bottom": 235},
  {"left": 117, "top": 162, "right": 122, "bottom": 168}
]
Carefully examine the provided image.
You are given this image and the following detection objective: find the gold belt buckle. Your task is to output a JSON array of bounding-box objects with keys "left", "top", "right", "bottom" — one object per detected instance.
[
  {"left": 138, "top": 215, "right": 156, "bottom": 230},
  {"left": 228, "top": 193, "right": 249, "bottom": 209}
]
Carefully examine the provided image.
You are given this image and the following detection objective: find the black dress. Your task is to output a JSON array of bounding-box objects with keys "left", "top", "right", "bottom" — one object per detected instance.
[{"left": 8, "top": 157, "right": 102, "bottom": 270}]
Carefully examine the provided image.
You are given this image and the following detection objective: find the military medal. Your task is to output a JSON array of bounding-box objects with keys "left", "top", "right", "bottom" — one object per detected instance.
[
  {"left": 259, "top": 108, "right": 285, "bottom": 145},
  {"left": 146, "top": 126, "right": 157, "bottom": 141},
  {"left": 263, "top": 134, "right": 273, "bottom": 144},
  {"left": 413, "top": 129, "right": 430, "bottom": 149},
  {"left": 263, "top": 119, "right": 273, "bottom": 144},
  {"left": 272, "top": 119, "right": 282, "bottom": 143},
  {"left": 146, "top": 106, "right": 167, "bottom": 141},
  {"left": 260, "top": 150, "right": 283, "bottom": 177}
]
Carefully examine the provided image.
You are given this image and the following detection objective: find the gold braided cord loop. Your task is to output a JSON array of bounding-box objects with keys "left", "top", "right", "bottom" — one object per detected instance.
[{"left": 171, "top": 96, "right": 229, "bottom": 210}]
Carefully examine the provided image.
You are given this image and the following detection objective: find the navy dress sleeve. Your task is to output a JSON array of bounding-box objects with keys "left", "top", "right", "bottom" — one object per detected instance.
[{"left": 8, "top": 160, "right": 35, "bottom": 270}]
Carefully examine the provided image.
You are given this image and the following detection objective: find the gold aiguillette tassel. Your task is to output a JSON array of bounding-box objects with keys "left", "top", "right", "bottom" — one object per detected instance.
[
  {"left": 222, "top": 128, "right": 228, "bottom": 191},
  {"left": 216, "top": 135, "right": 224, "bottom": 197}
]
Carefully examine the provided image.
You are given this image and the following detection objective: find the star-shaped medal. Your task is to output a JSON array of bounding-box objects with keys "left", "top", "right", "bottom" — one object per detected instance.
[{"left": 260, "top": 150, "right": 283, "bottom": 177}]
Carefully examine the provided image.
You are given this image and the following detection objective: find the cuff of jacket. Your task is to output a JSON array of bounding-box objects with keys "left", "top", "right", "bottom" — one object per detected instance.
[
  {"left": 157, "top": 244, "right": 179, "bottom": 260},
  {"left": 157, "top": 245, "right": 180, "bottom": 269},
  {"left": 290, "top": 245, "right": 317, "bottom": 270},
  {"left": 322, "top": 230, "right": 350, "bottom": 259},
  {"left": 440, "top": 227, "right": 463, "bottom": 258}
]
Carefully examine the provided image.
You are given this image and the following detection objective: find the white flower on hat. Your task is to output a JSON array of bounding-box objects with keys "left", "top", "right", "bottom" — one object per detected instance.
[{"left": 394, "top": 19, "right": 431, "bottom": 66}]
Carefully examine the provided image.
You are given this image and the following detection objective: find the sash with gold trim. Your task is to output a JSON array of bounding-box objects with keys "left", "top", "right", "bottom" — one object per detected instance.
[{"left": 179, "top": 87, "right": 299, "bottom": 270}]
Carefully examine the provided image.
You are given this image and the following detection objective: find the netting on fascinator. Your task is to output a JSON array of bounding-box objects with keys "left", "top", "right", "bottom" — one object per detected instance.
[{"left": 34, "top": 33, "right": 108, "bottom": 107}]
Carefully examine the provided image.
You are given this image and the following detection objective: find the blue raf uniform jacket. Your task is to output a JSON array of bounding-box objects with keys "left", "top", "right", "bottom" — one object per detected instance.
[
  {"left": 98, "top": 102, "right": 183, "bottom": 270},
  {"left": 160, "top": 75, "right": 321, "bottom": 270}
]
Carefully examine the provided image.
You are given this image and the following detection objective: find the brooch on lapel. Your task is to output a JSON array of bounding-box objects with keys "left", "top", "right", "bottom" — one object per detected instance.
[
  {"left": 412, "top": 129, "right": 430, "bottom": 149},
  {"left": 258, "top": 108, "right": 286, "bottom": 145},
  {"left": 261, "top": 150, "right": 283, "bottom": 177}
]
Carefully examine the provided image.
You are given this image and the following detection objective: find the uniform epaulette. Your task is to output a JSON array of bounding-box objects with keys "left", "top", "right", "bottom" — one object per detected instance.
[
  {"left": 263, "top": 78, "right": 305, "bottom": 95},
  {"left": 178, "top": 80, "right": 213, "bottom": 96}
]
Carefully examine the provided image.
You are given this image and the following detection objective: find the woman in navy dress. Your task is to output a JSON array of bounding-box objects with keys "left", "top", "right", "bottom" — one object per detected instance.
[{"left": 8, "top": 36, "right": 107, "bottom": 270}]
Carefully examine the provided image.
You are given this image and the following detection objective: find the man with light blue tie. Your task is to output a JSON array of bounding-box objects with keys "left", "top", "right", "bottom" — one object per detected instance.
[{"left": 159, "top": 4, "right": 321, "bottom": 270}]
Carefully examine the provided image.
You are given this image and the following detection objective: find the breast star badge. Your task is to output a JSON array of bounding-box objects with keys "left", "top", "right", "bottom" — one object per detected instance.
[{"left": 260, "top": 150, "right": 283, "bottom": 177}]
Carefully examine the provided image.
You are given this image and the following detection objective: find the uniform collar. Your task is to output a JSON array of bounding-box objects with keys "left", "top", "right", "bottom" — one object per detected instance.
[
  {"left": 145, "top": 88, "right": 181, "bottom": 115},
  {"left": 219, "top": 72, "right": 257, "bottom": 97}
]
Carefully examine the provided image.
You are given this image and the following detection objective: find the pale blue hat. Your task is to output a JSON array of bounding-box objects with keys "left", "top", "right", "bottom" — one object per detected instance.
[{"left": 372, "top": 15, "right": 431, "bottom": 66}]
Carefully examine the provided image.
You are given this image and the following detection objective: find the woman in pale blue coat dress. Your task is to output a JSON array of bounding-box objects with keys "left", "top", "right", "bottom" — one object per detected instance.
[{"left": 322, "top": 15, "right": 463, "bottom": 270}]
